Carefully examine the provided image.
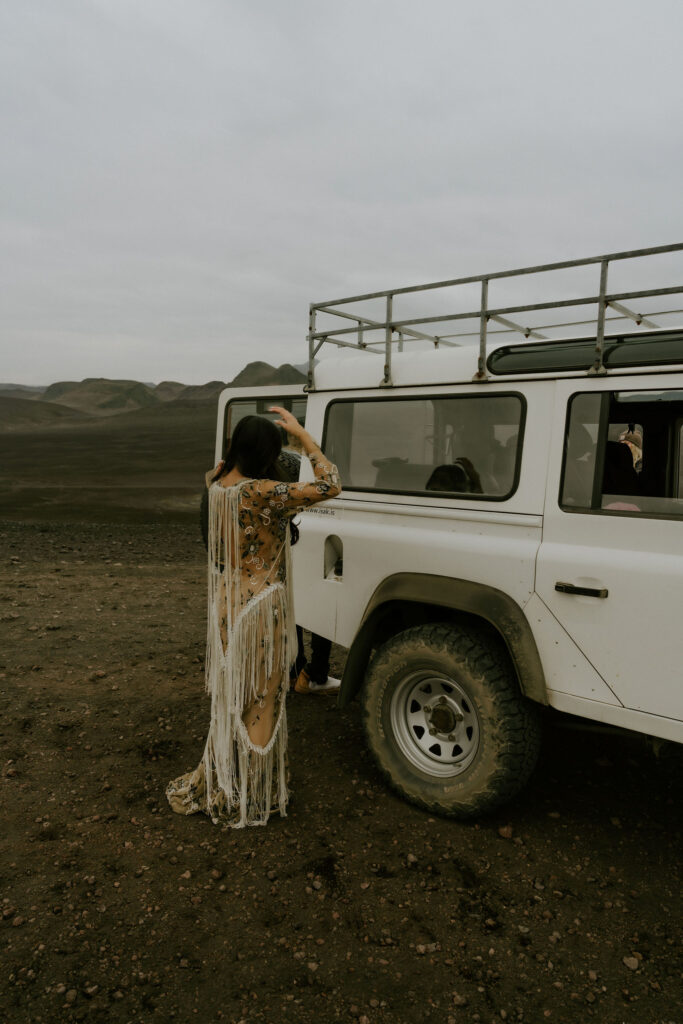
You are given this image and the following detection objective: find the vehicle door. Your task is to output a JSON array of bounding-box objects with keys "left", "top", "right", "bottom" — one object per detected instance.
[{"left": 535, "top": 375, "right": 683, "bottom": 720}]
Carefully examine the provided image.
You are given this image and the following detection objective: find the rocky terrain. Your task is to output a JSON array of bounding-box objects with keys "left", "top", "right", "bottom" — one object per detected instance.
[{"left": 0, "top": 519, "right": 681, "bottom": 1024}]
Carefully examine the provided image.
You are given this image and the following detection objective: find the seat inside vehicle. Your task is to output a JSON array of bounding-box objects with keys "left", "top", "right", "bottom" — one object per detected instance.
[{"left": 373, "top": 460, "right": 436, "bottom": 491}]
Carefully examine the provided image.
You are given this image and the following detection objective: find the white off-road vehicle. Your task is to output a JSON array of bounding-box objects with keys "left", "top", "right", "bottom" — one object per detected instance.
[{"left": 214, "top": 244, "right": 683, "bottom": 817}]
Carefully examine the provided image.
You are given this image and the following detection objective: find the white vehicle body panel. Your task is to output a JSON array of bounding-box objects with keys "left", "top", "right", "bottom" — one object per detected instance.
[
  {"left": 295, "top": 501, "right": 543, "bottom": 648},
  {"left": 523, "top": 593, "right": 621, "bottom": 704},
  {"left": 294, "top": 381, "right": 554, "bottom": 647},
  {"left": 544, "top": 692, "right": 683, "bottom": 743}
]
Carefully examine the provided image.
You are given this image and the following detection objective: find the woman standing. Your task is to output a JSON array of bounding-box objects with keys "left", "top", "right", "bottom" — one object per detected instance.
[{"left": 166, "top": 407, "right": 341, "bottom": 828}]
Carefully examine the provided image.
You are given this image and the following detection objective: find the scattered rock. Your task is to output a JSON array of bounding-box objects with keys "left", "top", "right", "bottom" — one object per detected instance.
[{"left": 416, "top": 942, "right": 440, "bottom": 955}]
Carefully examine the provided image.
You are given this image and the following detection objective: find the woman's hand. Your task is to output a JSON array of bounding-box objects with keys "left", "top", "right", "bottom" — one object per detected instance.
[{"left": 269, "top": 406, "right": 306, "bottom": 440}]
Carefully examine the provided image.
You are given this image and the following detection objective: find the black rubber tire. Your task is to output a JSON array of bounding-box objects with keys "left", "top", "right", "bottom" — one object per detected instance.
[
  {"left": 199, "top": 487, "right": 209, "bottom": 551},
  {"left": 362, "top": 622, "right": 541, "bottom": 818}
]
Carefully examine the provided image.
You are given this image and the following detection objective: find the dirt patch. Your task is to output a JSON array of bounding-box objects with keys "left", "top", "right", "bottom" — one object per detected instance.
[{"left": 1, "top": 521, "right": 681, "bottom": 1024}]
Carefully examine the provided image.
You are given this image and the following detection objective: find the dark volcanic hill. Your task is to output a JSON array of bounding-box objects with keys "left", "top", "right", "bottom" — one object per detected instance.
[
  {"left": 228, "top": 361, "right": 305, "bottom": 387},
  {"left": 0, "top": 395, "right": 91, "bottom": 431},
  {"left": 42, "top": 378, "right": 159, "bottom": 416},
  {"left": 154, "top": 381, "right": 186, "bottom": 402},
  {"left": 23, "top": 362, "right": 307, "bottom": 418},
  {"left": 0, "top": 383, "right": 47, "bottom": 399},
  {"left": 171, "top": 362, "right": 306, "bottom": 402},
  {"left": 175, "top": 381, "right": 226, "bottom": 402}
]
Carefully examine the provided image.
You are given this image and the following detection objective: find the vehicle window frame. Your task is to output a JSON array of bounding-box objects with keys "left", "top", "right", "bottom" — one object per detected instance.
[
  {"left": 222, "top": 395, "right": 308, "bottom": 459},
  {"left": 676, "top": 417, "right": 683, "bottom": 498},
  {"left": 322, "top": 391, "right": 527, "bottom": 503},
  {"left": 559, "top": 389, "right": 683, "bottom": 521}
]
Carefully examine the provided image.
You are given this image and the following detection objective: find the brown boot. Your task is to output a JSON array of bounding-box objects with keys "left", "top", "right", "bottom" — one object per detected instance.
[{"left": 294, "top": 668, "right": 311, "bottom": 694}]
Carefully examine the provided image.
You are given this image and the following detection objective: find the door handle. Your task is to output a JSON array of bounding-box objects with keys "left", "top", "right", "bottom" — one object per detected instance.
[{"left": 555, "top": 582, "right": 608, "bottom": 598}]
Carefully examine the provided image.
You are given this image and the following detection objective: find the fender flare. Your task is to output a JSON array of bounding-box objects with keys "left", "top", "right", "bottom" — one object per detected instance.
[{"left": 338, "top": 572, "right": 547, "bottom": 707}]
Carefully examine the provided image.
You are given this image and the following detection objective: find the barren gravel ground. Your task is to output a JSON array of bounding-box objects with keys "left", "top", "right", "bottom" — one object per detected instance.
[{"left": 1, "top": 520, "right": 681, "bottom": 1024}]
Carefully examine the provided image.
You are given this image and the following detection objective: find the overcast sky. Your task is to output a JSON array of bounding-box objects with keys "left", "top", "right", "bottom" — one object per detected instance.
[{"left": 1, "top": 0, "right": 682, "bottom": 386}]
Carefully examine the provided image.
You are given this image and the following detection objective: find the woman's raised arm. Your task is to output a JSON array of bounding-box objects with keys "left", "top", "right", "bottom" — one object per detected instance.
[{"left": 250, "top": 406, "right": 341, "bottom": 511}]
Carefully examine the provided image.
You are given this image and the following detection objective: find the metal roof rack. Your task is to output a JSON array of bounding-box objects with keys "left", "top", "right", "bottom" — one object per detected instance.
[{"left": 306, "top": 243, "right": 683, "bottom": 389}]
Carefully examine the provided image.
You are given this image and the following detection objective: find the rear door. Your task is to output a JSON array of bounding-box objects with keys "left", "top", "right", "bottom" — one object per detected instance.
[{"left": 535, "top": 375, "right": 683, "bottom": 721}]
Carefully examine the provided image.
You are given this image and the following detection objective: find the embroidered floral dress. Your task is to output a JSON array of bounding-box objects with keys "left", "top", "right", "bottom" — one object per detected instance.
[{"left": 166, "top": 447, "right": 341, "bottom": 828}]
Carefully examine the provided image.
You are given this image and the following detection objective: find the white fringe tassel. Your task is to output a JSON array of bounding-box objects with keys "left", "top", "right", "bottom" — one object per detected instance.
[{"left": 201, "top": 481, "right": 296, "bottom": 829}]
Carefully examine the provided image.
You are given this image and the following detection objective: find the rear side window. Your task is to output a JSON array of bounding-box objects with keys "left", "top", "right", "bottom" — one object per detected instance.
[
  {"left": 324, "top": 393, "right": 524, "bottom": 499},
  {"left": 561, "top": 389, "right": 683, "bottom": 518},
  {"left": 223, "top": 396, "right": 307, "bottom": 456}
]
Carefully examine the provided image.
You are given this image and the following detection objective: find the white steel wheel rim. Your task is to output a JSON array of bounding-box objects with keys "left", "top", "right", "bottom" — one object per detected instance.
[{"left": 389, "top": 671, "right": 480, "bottom": 778}]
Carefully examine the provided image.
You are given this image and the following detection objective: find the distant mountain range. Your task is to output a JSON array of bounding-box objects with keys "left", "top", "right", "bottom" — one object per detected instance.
[{"left": 0, "top": 361, "right": 306, "bottom": 427}]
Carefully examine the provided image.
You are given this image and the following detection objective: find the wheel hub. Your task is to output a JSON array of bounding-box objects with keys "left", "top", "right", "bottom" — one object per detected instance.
[
  {"left": 390, "top": 672, "right": 480, "bottom": 777},
  {"left": 425, "top": 697, "right": 463, "bottom": 737}
]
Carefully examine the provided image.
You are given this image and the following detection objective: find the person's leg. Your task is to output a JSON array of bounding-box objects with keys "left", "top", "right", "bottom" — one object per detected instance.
[
  {"left": 292, "top": 625, "right": 306, "bottom": 681},
  {"left": 308, "top": 634, "right": 332, "bottom": 684},
  {"left": 243, "top": 613, "right": 287, "bottom": 748},
  {"left": 242, "top": 667, "right": 283, "bottom": 748}
]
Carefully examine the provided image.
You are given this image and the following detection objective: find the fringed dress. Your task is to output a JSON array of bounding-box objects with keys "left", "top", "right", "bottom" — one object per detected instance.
[{"left": 166, "top": 447, "right": 341, "bottom": 829}]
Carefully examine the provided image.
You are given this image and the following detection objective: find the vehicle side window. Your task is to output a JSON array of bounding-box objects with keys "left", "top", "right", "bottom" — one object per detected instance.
[
  {"left": 324, "top": 394, "right": 524, "bottom": 500},
  {"left": 560, "top": 393, "right": 601, "bottom": 508},
  {"left": 561, "top": 390, "right": 683, "bottom": 518}
]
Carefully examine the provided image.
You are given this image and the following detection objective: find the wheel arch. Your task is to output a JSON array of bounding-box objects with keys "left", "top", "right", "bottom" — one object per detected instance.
[{"left": 338, "top": 573, "right": 547, "bottom": 707}]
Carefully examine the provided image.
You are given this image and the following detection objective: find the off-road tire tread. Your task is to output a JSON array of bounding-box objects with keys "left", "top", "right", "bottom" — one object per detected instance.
[{"left": 362, "top": 622, "right": 541, "bottom": 818}]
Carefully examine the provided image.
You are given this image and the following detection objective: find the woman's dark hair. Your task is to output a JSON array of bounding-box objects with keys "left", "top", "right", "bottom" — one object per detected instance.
[
  {"left": 214, "top": 415, "right": 282, "bottom": 482},
  {"left": 209, "top": 415, "right": 299, "bottom": 544}
]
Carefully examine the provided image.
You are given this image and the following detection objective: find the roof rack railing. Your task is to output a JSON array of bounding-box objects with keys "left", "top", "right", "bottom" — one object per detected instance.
[{"left": 306, "top": 243, "right": 683, "bottom": 389}]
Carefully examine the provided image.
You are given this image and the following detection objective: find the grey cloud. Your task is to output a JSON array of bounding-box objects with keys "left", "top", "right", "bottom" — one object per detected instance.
[{"left": 1, "top": 0, "right": 682, "bottom": 385}]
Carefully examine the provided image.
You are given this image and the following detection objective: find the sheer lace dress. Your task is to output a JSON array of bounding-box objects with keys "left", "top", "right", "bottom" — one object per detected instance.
[{"left": 166, "top": 447, "right": 340, "bottom": 828}]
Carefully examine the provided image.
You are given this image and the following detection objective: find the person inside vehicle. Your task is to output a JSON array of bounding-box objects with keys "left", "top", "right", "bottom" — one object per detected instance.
[
  {"left": 619, "top": 428, "right": 643, "bottom": 473},
  {"left": 602, "top": 439, "right": 641, "bottom": 511},
  {"left": 426, "top": 457, "right": 483, "bottom": 493}
]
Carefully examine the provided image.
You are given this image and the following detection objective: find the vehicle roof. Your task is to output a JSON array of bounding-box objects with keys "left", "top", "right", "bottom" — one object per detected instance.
[{"left": 312, "top": 329, "right": 683, "bottom": 390}]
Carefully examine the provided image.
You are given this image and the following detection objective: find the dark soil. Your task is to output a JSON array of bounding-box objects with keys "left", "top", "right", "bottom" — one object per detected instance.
[
  {"left": 1, "top": 520, "right": 681, "bottom": 1024},
  {"left": 0, "top": 401, "right": 216, "bottom": 524}
]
